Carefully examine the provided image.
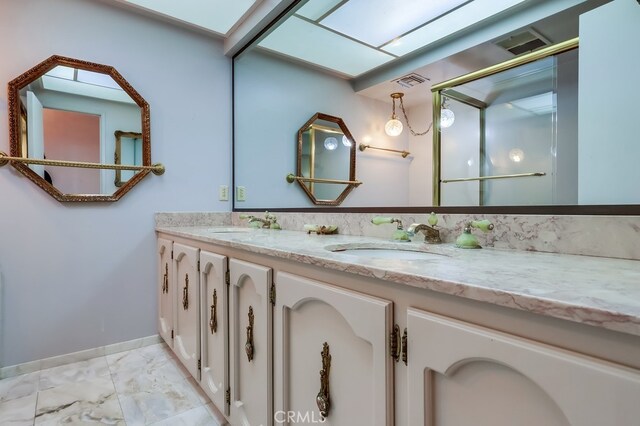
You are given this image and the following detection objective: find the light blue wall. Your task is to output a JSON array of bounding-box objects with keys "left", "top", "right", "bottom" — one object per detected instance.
[
  {"left": 579, "top": 0, "right": 640, "bottom": 204},
  {"left": 0, "top": 0, "right": 232, "bottom": 366},
  {"left": 234, "top": 50, "right": 411, "bottom": 208}
]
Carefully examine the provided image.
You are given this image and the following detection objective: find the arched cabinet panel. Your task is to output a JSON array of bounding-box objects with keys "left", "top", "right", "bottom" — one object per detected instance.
[
  {"left": 274, "top": 272, "right": 393, "bottom": 425},
  {"left": 407, "top": 308, "right": 640, "bottom": 426}
]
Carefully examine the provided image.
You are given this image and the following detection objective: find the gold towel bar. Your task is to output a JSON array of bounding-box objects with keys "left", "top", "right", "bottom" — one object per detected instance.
[
  {"left": 286, "top": 173, "right": 362, "bottom": 186},
  {"left": 441, "top": 172, "right": 546, "bottom": 183},
  {"left": 0, "top": 151, "right": 165, "bottom": 175},
  {"left": 358, "top": 143, "right": 410, "bottom": 158}
]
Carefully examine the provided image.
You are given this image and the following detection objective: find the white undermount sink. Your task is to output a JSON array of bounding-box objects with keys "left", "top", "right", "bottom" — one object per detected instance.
[
  {"left": 327, "top": 245, "right": 444, "bottom": 260},
  {"left": 204, "top": 227, "right": 254, "bottom": 233}
]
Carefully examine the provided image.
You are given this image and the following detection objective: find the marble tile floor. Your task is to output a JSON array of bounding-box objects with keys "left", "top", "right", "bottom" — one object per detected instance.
[{"left": 0, "top": 343, "right": 223, "bottom": 425}]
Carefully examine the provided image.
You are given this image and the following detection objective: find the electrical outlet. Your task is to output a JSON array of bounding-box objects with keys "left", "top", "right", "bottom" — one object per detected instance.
[
  {"left": 236, "top": 186, "right": 246, "bottom": 202},
  {"left": 219, "top": 185, "right": 229, "bottom": 201}
]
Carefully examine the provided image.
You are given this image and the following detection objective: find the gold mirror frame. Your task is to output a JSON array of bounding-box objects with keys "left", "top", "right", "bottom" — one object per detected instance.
[
  {"left": 7, "top": 55, "right": 151, "bottom": 202},
  {"left": 296, "top": 113, "right": 358, "bottom": 206}
]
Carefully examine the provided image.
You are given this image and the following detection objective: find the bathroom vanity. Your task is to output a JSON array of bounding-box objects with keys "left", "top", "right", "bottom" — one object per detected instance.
[{"left": 156, "top": 225, "right": 640, "bottom": 426}]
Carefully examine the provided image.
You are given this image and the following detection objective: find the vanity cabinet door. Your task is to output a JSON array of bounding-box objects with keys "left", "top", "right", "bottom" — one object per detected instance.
[
  {"left": 274, "top": 272, "right": 394, "bottom": 426},
  {"left": 199, "top": 251, "right": 229, "bottom": 416},
  {"left": 406, "top": 308, "right": 640, "bottom": 426},
  {"left": 173, "top": 243, "right": 200, "bottom": 380},
  {"left": 229, "top": 259, "right": 273, "bottom": 426},
  {"left": 157, "top": 238, "right": 173, "bottom": 347}
]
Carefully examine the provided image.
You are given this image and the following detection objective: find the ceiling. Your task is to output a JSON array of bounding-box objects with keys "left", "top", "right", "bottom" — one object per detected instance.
[
  {"left": 359, "top": 0, "right": 609, "bottom": 108},
  {"left": 257, "top": 0, "right": 530, "bottom": 78},
  {"left": 112, "top": 0, "right": 263, "bottom": 36}
]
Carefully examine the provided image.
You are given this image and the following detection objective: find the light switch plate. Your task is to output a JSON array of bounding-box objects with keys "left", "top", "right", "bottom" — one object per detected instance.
[
  {"left": 218, "top": 185, "right": 229, "bottom": 201},
  {"left": 236, "top": 186, "right": 246, "bottom": 201}
]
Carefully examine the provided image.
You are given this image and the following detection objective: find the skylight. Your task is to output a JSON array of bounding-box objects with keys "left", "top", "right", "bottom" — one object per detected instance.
[
  {"left": 321, "top": 0, "right": 469, "bottom": 47},
  {"left": 258, "top": 0, "right": 531, "bottom": 77},
  {"left": 42, "top": 66, "right": 135, "bottom": 104},
  {"left": 123, "top": 0, "right": 259, "bottom": 35}
]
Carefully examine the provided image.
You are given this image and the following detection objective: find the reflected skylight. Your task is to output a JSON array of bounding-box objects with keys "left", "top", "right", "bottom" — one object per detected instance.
[
  {"left": 382, "top": 0, "right": 528, "bottom": 56},
  {"left": 124, "top": 0, "right": 259, "bottom": 35},
  {"left": 258, "top": 0, "right": 532, "bottom": 77},
  {"left": 77, "top": 70, "right": 121, "bottom": 90},
  {"left": 258, "top": 16, "right": 395, "bottom": 77},
  {"left": 297, "top": 0, "right": 344, "bottom": 21},
  {"left": 41, "top": 76, "right": 136, "bottom": 104},
  {"left": 321, "top": 0, "right": 468, "bottom": 47}
]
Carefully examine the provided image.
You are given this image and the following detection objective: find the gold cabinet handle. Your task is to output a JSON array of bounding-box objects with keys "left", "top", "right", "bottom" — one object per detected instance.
[
  {"left": 402, "top": 328, "right": 408, "bottom": 365},
  {"left": 390, "top": 324, "right": 401, "bottom": 362},
  {"left": 209, "top": 289, "right": 218, "bottom": 334},
  {"left": 245, "top": 306, "right": 254, "bottom": 362},
  {"left": 162, "top": 263, "right": 168, "bottom": 294},
  {"left": 316, "top": 342, "right": 331, "bottom": 420},
  {"left": 182, "top": 274, "right": 189, "bottom": 310}
]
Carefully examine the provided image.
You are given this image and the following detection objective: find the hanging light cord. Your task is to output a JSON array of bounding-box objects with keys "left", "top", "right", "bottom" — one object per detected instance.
[{"left": 397, "top": 96, "right": 433, "bottom": 136}]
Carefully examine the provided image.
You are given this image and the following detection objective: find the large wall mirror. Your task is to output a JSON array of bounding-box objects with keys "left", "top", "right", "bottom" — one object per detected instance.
[
  {"left": 233, "top": 0, "right": 640, "bottom": 213},
  {"left": 6, "top": 55, "right": 153, "bottom": 202}
]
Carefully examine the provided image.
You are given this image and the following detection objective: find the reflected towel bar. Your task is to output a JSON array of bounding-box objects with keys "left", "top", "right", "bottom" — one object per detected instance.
[
  {"left": 441, "top": 172, "right": 546, "bottom": 183},
  {"left": 359, "top": 143, "right": 410, "bottom": 158},
  {"left": 286, "top": 173, "right": 362, "bottom": 186},
  {"left": 0, "top": 151, "right": 165, "bottom": 175}
]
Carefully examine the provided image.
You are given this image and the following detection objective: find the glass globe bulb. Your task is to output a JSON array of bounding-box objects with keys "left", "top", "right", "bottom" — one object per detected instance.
[
  {"left": 385, "top": 117, "right": 403, "bottom": 136},
  {"left": 509, "top": 148, "right": 525, "bottom": 163},
  {"left": 324, "top": 137, "right": 338, "bottom": 151},
  {"left": 440, "top": 108, "right": 455, "bottom": 128},
  {"left": 342, "top": 135, "right": 352, "bottom": 147}
]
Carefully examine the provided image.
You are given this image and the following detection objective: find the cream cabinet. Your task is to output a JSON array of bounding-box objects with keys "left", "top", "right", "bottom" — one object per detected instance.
[
  {"left": 274, "top": 272, "right": 394, "bottom": 425},
  {"left": 406, "top": 308, "right": 640, "bottom": 426},
  {"left": 157, "top": 238, "right": 173, "bottom": 347},
  {"left": 199, "top": 251, "right": 229, "bottom": 415},
  {"left": 157, "top": 234, "right": 640, "bottom": 426},
  {"left": 228, "top": 259, "right": 274, "bottom": 426},
  {"left": 173, "top": 243, "right": 201, "bottom": 380}
]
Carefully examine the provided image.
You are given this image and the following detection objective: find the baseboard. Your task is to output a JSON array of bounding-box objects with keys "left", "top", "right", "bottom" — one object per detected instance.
[{"left": 0, "top": 334, "right": 161, "bottom": 380}]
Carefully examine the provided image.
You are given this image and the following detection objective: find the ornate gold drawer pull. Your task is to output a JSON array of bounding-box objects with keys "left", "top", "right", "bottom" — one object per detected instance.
[
  {"left": 209, "top": 289, "right": 218, "bottom": 334},
  {"left": 245, "top": 306, "right": 254, "bottom": 362},
  {"left": 182, "top": 274, "right": 189, "bottom": 310},
  {"left": 402, "top": 328, "right": 408, "bottom": 365},
  {"left": 162, "top": 263, "right": 169, "bottom": 294},
  {"left": 390, "top": 324, "right": 401, "bottom": 362},
  {"left": 316, "top": 342, "right": 331, "bottom": 419}
]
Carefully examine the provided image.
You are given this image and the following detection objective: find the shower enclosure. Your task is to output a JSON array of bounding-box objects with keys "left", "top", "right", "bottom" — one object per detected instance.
[{"left": 432, "top": 39, "right": 579, "bottom": 206}]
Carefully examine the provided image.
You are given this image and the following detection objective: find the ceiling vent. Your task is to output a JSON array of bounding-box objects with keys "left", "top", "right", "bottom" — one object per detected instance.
[
  {"left": 393, "top": 73, "right": 430, "bottom": 89},
  {"left": 495, "top": 29, "right": 551, "bottom": 56}
]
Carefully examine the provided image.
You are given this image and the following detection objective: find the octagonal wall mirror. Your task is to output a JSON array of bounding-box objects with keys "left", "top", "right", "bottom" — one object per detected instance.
[
  {"left": 289, "top": 113, "right": 360, "bottom": 206},
  {"left": 6, "top": 55, "right": 154, "bottom": 202}
]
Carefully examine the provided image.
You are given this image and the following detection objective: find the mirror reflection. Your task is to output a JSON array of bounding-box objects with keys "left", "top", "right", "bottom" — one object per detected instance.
[
  {"left": 8, "top": 55, "right": 151, "bottom": 202},
  {"left": 234, "top": 0, "right": 638, "bottom": 211},
  {"left": 295, "top": 113, "right": 357, "bottom": 206},
  {"left": 436, "top": 47, "right": 578, "bottom": 206}
]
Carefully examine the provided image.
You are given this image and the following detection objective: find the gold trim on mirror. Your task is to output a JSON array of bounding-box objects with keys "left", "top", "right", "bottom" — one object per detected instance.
[
  {"left": 7, "top": 55, "right": 153, "bottom": 202},
  {"left": 295, "top": 112, "right": 359, "bottom": 206}
]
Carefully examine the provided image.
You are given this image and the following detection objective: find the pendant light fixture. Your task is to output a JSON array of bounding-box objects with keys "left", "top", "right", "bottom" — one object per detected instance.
[{"left": 384, "top": 92, "right": 455, "bottom": 136}]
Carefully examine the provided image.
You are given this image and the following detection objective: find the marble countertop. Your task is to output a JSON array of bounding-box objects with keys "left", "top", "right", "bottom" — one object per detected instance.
[{"left": 156, "top": 226, "right": 640, "bottom": 337}]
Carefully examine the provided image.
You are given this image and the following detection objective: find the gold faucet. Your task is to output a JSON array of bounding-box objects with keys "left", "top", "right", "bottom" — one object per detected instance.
[
  {"left": 239, "top": 211, "right": 281, "bottom": 229},
  {"left": 407, "top": 212, "right": 442, "bottom": 244}
]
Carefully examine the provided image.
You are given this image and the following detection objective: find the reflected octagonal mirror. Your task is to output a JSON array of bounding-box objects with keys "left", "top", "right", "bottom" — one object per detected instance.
[
  {"left": 7, "top": 55, "right": 151, "bottom": 202},
  {"left": 296, "top": 113, "right": 357, "bottom": 206}
]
